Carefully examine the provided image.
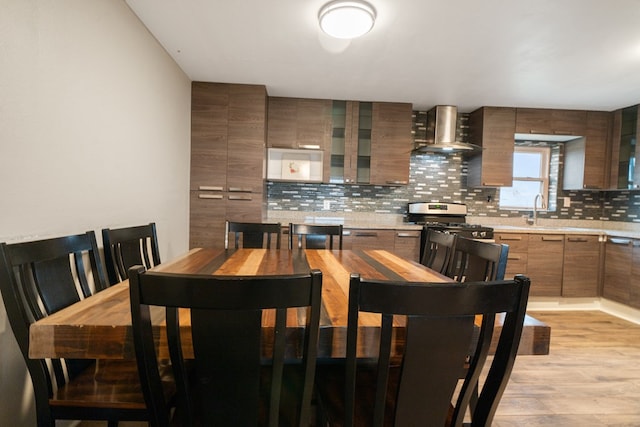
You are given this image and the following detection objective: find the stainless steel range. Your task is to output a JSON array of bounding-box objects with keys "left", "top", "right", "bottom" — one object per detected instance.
[{"left": 406, "top": 202, "right": 495, "bottom": 259}]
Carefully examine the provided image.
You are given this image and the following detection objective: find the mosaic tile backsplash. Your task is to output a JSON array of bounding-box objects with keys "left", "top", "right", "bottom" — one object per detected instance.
[{"left": 267, "top": 112, "right": 640, "bottom": 223}]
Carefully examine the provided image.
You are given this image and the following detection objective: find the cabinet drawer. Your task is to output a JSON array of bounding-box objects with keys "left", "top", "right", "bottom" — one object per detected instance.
[{"left": 495, "top": 233, "right": 529, "bottom": 252}]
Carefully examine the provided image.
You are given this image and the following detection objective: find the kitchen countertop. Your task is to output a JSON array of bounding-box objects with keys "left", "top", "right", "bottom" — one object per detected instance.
[{"left": 267, "top": 211, "right": 640, "bottom": 238}]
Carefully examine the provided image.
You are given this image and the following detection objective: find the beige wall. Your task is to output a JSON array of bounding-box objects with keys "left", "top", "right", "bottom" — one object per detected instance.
[{"left": 0, "top": 0, "right": 191, "bottom": 424}]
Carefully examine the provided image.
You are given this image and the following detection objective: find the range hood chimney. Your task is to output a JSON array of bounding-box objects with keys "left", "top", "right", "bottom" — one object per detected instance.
[{"left": 414, "top": 105, "right": 481, "bottom": 152}]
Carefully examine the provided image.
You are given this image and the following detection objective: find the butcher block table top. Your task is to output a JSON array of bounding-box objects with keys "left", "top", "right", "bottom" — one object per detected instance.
[{"left": 29, "top": 248, "right": 550, "bottom": 360}]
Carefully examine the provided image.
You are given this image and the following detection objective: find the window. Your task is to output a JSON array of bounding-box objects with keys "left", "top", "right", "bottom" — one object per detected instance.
[{"left": 499, "top": 146, "right": 550, "bottom": 210}]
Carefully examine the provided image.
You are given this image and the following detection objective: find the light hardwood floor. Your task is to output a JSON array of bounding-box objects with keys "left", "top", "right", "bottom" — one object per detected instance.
[
  {"left": 79, "top": 310, "right": 640, "bottom": 427},
  {"left": 492, "top": 310, "right": 640, "bottom": 426}
]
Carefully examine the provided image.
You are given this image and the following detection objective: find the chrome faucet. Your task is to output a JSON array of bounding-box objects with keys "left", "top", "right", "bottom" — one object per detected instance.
[{"left": 527, "top": 193, "right": 546, "bottom": 225}]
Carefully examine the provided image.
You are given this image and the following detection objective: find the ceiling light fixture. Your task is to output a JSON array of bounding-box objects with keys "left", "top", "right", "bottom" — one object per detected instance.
[{"left": 318, "top": 0, "right": 376, "bottom": 39}]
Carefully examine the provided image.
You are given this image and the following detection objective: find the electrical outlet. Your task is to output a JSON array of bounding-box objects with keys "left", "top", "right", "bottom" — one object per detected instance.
[{"left": 564, "top": 197, "right": 571, "bottom": 207}]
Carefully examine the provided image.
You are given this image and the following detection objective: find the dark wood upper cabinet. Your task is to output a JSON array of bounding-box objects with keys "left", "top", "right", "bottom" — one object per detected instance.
[
  {"left": 267, "top": 97, "right": 332, "bottom": 150},
  {"left": 563, "top": 111, "right": 611, "bottom": 190},
  {"left": 328, "top": 100, "right": 412, "bottom": 185},
  {"left": 609, "top": 105, "right": 640, "bottom": 189},
  {"left": 467, "top": 107, "right": 517, "bottom": 187},
  {"left": 516, "top": 108, "right": 587, "bottom": 136}
]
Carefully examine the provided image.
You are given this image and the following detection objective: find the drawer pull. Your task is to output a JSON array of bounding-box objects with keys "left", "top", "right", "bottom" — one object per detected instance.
[
  {"left": 298, "top": 144, "right": 320, "bottom": 150},
  {"left": 228, "top": 187, "right": 253, "bottom": 193},
  {"left": 198, "top": 185, "right": 223, "bottom": 191},
  {"left": 507, "top": 256, "right": 521, "bottom": 261},
  {"left": 567, "top": 237, "right": 588, "bottom": 243},
  {"left": 482, "top": 182, "right": 506, "bottom": 186},
  {"left": 541, "top": 236, "right": 564, "bottom": 242},
  {"left": 396, "top": 233, "right": 419, "bottom": 238},
  {"left": 198, "top": 194, "right": 223, "bottom": 200},
  {"left": 499, "top": 236, "right": 522, "bottom": 241},
  {"left": 609, "top": 238, "right": 632, "bottom": 245},
  {"left": 355, "top": 232, "right": 378, "bottom": 237},
  {"left": 228, "top": 195, "right": 253, "bottom": 201}
]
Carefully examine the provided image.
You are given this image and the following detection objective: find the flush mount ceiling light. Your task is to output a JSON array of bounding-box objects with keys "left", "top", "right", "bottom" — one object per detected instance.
[{"left": 318, "top": 0, "right": 376, "bottom": 39}]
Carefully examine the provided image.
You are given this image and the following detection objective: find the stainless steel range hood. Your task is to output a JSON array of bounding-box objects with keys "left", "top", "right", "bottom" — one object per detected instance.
[{"left": 414, "top": 105, "right": 481, "bottom": 152}]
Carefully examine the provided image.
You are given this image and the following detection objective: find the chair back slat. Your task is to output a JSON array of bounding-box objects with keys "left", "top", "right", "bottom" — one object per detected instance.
[
  {"left": 448, "top": 236, "right": 509, "bottom": 282},
  {"left": 420, "top": 229, "right": 457, "bottom": 274},
  {"left": 129, "top": 266, "right": 323, "bottom": 427},
  {"left": 102, "top": 223, "right": 161, "bottom": 284}
]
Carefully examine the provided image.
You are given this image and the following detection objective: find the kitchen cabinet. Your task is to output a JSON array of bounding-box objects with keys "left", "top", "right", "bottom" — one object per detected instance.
[
  {"left": 333, "top": 227, "right": 421, "bottom": 260},
  {"left": 515, "top": 108, "right": 587, "bottom": 136},
  {"left": 394, "top": 229, "right": 422, "bottom": 262},
  {"left": 527, "top": 234, "right": 565, "bottom": 296},
  {"left": 190, "top": 82, "right": 267, "bottom": 248},
  {"left": 562, "top": 235, "right": 601, "bottom": 297},
  {"left": 494, "top": 232, "right": 528, "bottom": 278},
  {"left": 563, "top": 111, "right": 611, "bottom": 190},
  {"left": 329, "top": 101, "right": 412, "bottom": 185},
  {"left": 467, "top": 107, "right": 517, "bottom": 187},
  {"left": 603, "top": 237, "right": 633, "bottom": 304},
  {"left": 267, "top": 97, "right": 332, "bottom": 150},
  {"left": 631, "top": 241, "right": 640, "bottom": 308},
  {"left": 609, "top": 105, "right": 640, "bottom": 189},
  {"left": 343, "top": 228, "right": 396, "bottom": 251}
]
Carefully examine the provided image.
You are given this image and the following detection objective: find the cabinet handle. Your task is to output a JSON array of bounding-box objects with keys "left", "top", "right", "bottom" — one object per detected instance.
[
  {"left": 298, "top": 144, "right": 320, "bottom": 150},
  {"left": 553, "top": 130, "right": 573, "bottom": 135},
  {"left": 228, "top": 187, "right": 253, "bottom": 193},
  {"left": 567, "top": 237, "right": 588, "bottom": 243},
  {"left": 198, "top": 194, "right": 223, "bottom": 200},
  {"left": 396, "top": 233, "right": 419, "bottom": 238},
  {"left": 482, "top": 182, "right": 505, "bottom": 186},
  {"left": 508, "top": 256, "right": 521, "bottom": 261},
  {"left": 609, "top": 238, "right": 632, "bottom": 245},
  {"left": 541, "top": 236, "right": 564, "bottom": 241},
  {"left": 228, "top": 195, "right": 253, "bottom": 201},
  {"left": 355, "top": 232, "right": 378, "bottom": 237},
  {"left": 342, "top": 231, "right": 352, "bottom": 236},
  {"left": 199, "top": 185, "right": 223, "bottom": 191},
  {"left": 386, "top": 180, "right": 408, "bottom": 185},
  {"left": 499, "top": 236, "right": 522, "bottom": 241}
]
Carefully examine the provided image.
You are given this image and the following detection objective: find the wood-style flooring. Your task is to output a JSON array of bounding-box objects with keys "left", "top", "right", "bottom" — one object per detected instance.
[
  {"left": 78, "top": 310, "right": 640, "bottom": 427},
  {"left": 492, "top": 310, "right": 640, "bottom": 426}
]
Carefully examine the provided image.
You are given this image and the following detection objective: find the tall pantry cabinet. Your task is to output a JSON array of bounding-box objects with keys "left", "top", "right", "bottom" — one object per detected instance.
[{"left": 190, "top": 82, "right": 268, "bottom": 248}]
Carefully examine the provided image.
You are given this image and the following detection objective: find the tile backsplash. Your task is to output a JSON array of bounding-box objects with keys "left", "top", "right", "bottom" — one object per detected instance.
[{"left": 267, "top": 111, "right": 640, "bottom": 223}]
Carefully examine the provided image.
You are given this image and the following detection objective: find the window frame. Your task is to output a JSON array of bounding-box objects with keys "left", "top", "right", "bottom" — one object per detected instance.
[{"left": 499, "top": 146, "right": 551, "bottom": 211}]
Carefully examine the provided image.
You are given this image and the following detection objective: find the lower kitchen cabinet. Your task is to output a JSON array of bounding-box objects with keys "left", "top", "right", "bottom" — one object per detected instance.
[
  {"left": 343, "top": 229, "right": 396, "bottom": 251},
  {"left": 562, "top": 235, "right": 601, "bottom": 297},
  {"left": 527, "top": 234, "right": 565, "bottom": 296},
  {"left": 631, "top": 241, "right": 640, "bottom": 307},
  {"left": 603, "top": 237, "right": 634, "bottom": 304},
  {"left": 495, "top": 233, "right": 528, "bottom": 279},
  {"left": 394, "top": 230, "right": 422, "bottom": 262}
]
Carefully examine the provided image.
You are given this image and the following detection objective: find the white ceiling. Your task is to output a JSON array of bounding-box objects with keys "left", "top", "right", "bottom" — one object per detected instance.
[{"left": 125, "top": 0, "right": 640, "bottom": 113}]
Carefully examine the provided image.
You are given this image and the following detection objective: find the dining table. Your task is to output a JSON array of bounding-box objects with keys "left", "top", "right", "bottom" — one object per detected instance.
[{"left": 28, "top": 248, "right": 550, "bottom": 361}]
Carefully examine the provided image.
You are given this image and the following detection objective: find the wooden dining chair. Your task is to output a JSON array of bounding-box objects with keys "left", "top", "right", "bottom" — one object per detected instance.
[
  {"left": 102, "top": 222, "right": 161, "bottom": 285},
  {"left": 448, "top": 236, "right": 510, "bottom": 282},
  {"left": 420, "top": 228, "right": 457, "bottom": 274},
  {"left": 314, "top": 274, "right": 530, "bottom": 427},
  {"left": 129, "top": 265, "right": 323, "bottom": 427},
  {"left": 225, "top": 220, "right": 282, "bottom": 249},
  {"left": 0, "top": 232, "right": 171, "bottom": 427},
  {"left": 288, "top": 223, "right": 343, "bottom": 249}
]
